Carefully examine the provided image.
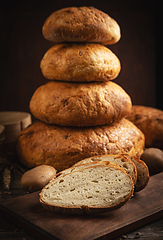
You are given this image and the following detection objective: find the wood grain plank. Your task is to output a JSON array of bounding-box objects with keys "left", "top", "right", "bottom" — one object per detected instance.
[{"left": 0, "top": 172, "right": 163, "bottom": 240}]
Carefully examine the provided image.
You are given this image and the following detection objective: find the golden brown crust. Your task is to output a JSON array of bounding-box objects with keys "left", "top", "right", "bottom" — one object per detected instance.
[
  {"left": 42, "top": 6, "right": 121, "bottom": 45},
  {"left": 39, "top": 197, "right": 130, "bottom": 215},
  {"left": 40, "top": 43, "right": 121, "bottom": 82},
  {"left": 29, "top": 81, "right": 132, "bottom": 127},
  {"left": 16, "top": 119, "right": 145, "bottom": 172},
  {"left": 127, "top": 105, "right": 163, "bottom": 149}
]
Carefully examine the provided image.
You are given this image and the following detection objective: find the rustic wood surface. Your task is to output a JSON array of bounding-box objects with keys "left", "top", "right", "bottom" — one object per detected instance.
[{"left": 0, "top": 170, "right": 163, "bottom": 240}]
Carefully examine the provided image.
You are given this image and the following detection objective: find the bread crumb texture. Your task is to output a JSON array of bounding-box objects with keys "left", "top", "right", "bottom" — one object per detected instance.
[{"left": 40, "top": 165, "right": 134, "bottom": 214}]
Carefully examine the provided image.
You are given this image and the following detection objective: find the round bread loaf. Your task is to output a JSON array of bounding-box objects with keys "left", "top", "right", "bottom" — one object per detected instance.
[
  {"left": 127, "top": 105, "right": 163, "bottom": 149},
  {"left": 16, "top": 119, "right": 145, "bottom": 172},
  {"left": 42, "top": 6, "right": 121, "bottom": 45},
  {"left": 29, "top": 81, "right": 132, "bottom": 127},
  {"left": 40, "top": 43, "right": 121, "bottom": 82}
]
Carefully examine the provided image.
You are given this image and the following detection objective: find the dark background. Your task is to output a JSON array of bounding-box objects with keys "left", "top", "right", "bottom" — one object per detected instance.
[{"left": 0, "top": 0, "right": 160, "bottom": 116}]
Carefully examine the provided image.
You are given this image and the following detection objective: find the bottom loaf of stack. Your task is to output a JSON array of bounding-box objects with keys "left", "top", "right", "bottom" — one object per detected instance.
[{"left": 16, "top": 118, "right": 145, "bottom": 172}]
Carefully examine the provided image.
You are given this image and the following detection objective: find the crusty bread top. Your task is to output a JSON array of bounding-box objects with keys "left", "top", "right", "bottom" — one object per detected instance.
[
  {"left": 29, "top": 81, "right": 132, "bottom": 127},
  {"left": 16, "top": 119, "right": 145, "bottom": 171},
  {"left": 40, "top": 43, "right": 121, "bottom": 82},
  {"left": 42, "top": 6, "right": 121, "bottom": 45},
  {"left": 40, "top": 164, "right": 134, "bottom": 215}
]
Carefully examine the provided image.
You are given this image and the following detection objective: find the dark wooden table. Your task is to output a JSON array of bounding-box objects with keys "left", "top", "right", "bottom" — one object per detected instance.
[{"left": 0, "top": 170, "right": 163, "bottom": 240}]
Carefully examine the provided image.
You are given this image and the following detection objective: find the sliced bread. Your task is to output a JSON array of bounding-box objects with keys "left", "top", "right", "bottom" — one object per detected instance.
[
  {"left": 72, "top": 155, "right": 137, "bottom": 185},
  {"left": 122, "top": 154, "right": 149, "bottom": 192},
  {"left": 40, "top": 164, "right": 134, "bottom": 215},
  {"left": 57, "top": 161, "right": 103, "bottom": 177}
]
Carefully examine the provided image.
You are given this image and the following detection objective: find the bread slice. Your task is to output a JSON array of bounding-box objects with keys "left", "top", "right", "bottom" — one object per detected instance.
[
  {"left": 57, "top": 160, "right": 121, "bottom": 179},
  {"left": 72, "top": 155, "right": 137, "bottom": 185},
  {"left": 122, "top": 154, "right": 149, "bottom": 192},
  {"left": 40, "top": 164, "right": 134, "bottom": 215},
  {"left": 57, "top": 161, "right": 103, "bottom": 177}
]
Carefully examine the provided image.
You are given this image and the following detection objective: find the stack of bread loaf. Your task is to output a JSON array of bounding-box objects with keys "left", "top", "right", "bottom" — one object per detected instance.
[
  {"left": 16, "top": 7, "right": 145, "bottom": 173},
  {"left": 17, "top": 6, "right": 151, "bottom": 215}
]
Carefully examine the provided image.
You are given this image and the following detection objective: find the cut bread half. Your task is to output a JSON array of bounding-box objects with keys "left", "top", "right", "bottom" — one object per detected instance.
[
  {"left": 40, "top": 164, "right": 134, "bottom": 215},
  {"left": 73, "top": 155, "right": 137, "bottom": 185},
  {"left": 122, "top": 154, "right": 149, "bottom": 192}
]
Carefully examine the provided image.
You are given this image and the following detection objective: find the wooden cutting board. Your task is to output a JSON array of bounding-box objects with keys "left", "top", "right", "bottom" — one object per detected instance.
[{"left": 0, "top": 172, "right": 163, "bottom": 240}]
